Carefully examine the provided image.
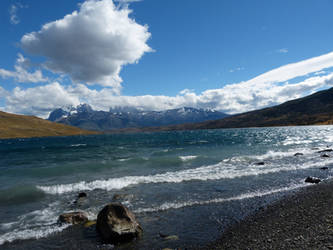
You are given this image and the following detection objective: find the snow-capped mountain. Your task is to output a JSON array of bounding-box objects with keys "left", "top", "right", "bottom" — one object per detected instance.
[{"left": 48, "top": 104, "right": 228, "bottom": 131}]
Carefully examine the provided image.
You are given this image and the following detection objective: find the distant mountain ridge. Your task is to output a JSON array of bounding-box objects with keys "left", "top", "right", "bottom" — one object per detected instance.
[
  {"left": 48, "top": 105, "right": 228, "bottom": 131},
  {"left": 154, "top": 87, "right": 333, "bottom": 131}
]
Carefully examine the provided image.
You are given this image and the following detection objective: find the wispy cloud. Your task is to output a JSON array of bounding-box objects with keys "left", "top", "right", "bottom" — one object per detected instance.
[
  {"left": 9, "top": 3, "right": 26, "bottom": 25},
  {"left": 276, "top": 48, "right": 288, "bottom": 54},
  {"left": 229, "top": 67, "right": 244, "bottom": 73}
]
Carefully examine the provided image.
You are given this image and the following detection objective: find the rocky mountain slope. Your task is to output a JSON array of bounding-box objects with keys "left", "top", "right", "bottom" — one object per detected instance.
[{"left": 48, "top": 105, "right": 228, "bottom": 131}]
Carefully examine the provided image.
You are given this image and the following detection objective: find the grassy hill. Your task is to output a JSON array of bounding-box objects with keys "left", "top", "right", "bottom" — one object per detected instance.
[{"left": 0, "top": 111, "right": 99, "bottom": 139}]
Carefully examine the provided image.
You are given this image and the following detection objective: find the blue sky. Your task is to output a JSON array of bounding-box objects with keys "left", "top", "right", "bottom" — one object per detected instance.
[{"left": 0, "top": 0, "right": 333, "bottom": 117}]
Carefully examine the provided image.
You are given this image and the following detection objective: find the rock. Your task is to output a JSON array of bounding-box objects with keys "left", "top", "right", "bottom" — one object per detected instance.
[
  {"left": 112, "top": 194, "right": 123, "bottom": 201},
  {"left": 96, "top": 203, "right": 143, "bottom": 244},
  {"left": 320, "top": 167, "right": 329, "bottom": 170},
  {"left": 112, "top": 193, "right": 134, "bottom": 201},
  {"left": 294, "top": 153, "right": 303, "bottom": 156},
  {"left": 73, "top": 192, "right": 88, "bottom": 205},
  {"left": 78, "top": 192, "right": 87, "bottom": 198},
  {"left": 317, "top": 149, "right": 333, "bottom": 153},
  {"left": 255, "top": 162, "right": 265, "bottom": 165},
  {"left": 304, "top": 176, "right": 321, "bottom": 184},
  {"left": 321, "top": 154, "right": 330, "bottom": 158},
  {"left": 58, "top": 211, "right": 88, "bottom": 225}
]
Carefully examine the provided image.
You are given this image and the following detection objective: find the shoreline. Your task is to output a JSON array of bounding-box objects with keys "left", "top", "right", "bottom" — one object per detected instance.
[
  {"left": 2, "top": 179, "right": 333, "bottom": 249},
  {"left": 201, "top": 179, "right": 333, "bottom": 249}
]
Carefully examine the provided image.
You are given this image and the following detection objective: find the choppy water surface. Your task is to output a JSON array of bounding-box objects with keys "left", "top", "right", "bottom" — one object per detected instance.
[{"left": 1, "top": 126, "right": 333, "bottom": 249}]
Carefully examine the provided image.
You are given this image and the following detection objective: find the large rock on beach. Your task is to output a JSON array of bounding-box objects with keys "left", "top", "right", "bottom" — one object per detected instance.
[
  {"left": 58, "top": 211, "right": 88, "bottom": 225},
  {"left": 304, "top": 176, "right": 321, "bottom": 184},
  {"left": 96, "top": 203, "right": 143, "bottom": 244}
]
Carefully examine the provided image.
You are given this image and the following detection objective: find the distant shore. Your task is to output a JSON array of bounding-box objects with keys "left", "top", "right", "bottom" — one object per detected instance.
[{"left": 201, "top": 179, "right": 333, "bottom": 249}]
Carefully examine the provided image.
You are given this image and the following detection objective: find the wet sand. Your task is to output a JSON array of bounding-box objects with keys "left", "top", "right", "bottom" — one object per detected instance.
[{"left": 202, "top": 179, "right": 333, "bottom": 250}]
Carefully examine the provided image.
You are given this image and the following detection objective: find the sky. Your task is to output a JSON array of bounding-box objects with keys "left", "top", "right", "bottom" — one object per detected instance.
[{"left": 0, "top": 0, "right": 333, "bottom": 118}]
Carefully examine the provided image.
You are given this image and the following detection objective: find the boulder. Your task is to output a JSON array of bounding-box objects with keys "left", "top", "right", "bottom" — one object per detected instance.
[
  {"left": 320, "top": 167, "right": 329, "bottom": 170},
  {"left": 304, "top": 176, "right": 321, "bottom": 184},
  {"left": 96, "top": 203, "right": 143, "bottom": 244},
  {"left": 255, "top": 162, "right": 265, "bottom": 166},
  {"left": 58, "top": 211, "right": 88, "bottom": 225},
  {"left": 321, "top": 154, "right": 330, "bottom": 158},
  {"left": 294, "top": 153, "right": 303, "bottom": 156}
]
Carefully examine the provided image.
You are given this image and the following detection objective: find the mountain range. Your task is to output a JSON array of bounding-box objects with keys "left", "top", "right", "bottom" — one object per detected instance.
[
  {"left": 48, "top": 105, "right": 228, "bottom": 131},
  {"left": 149, "top": 86, "right": 333, "bottom": 132}
]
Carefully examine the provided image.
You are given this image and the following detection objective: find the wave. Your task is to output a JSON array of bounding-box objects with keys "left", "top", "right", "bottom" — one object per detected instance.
[
  {"left": 0, "top": 201, "right": 66, "bottom": 245},
  {"left": 0, "top": 185, "right": 45, "bottom": 206},
  {"left": 37, "top": 152, "right": 333, "bottom": 195},
  {"left": 134, "top": 182, "right": 307, "bottom": 213},
  {"left": 179, "top": 155, "right": 198, "bottom": 162},
  {"left": 70, "top": 144, "right": 87, "bottom": 147},
  {"left": 0, "top": 224, "right": 69, "bottom": 245}
]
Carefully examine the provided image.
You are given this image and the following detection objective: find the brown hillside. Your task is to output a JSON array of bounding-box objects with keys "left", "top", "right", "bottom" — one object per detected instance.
[{"left": 0, "top": 111, "right": 99, "bottom": 139}]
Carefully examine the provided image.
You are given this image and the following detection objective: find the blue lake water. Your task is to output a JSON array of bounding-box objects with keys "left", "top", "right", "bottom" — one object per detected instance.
[{"left": 1, "top": 126, "right": 333, "bottom": 249}]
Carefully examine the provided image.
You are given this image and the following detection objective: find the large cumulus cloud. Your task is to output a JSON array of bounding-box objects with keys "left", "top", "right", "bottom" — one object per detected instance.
[{"left": 20, "top": 0, "right": 152, "bottom": 93}]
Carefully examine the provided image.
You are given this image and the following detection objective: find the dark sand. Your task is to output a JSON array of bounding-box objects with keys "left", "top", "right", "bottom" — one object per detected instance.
[{"left": 202, "top": 180, "right": 333, "bottom": 250}]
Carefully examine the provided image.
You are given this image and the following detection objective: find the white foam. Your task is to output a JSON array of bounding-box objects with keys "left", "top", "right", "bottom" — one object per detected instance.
[
  {"left": 179, "top": 155, "right": 198, "bottom": 161},
  {"left": 0, "top": 224, "right": 69, "bottom": 245},
  {"left": 70, "top": 144, "right": 87, "bottom": 147},
  {"left": 134, "top": 182, "right": 307, "bottom": 213},
  {"left": 37, "top": 154, "right": 333, "bottom": 195},
  {"left": 0, "top": 201, "right": 69, "bottom": 245}
]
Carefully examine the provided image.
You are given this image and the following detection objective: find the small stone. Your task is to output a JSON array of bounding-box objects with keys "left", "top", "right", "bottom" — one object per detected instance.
[
  {"left": 320, "top": 167, "right": 329, "bottom": 170},
  {"left": 305, "top": 176, "right": 321, "bottom": 184},
  {"left": 78, "top": 192, "right": 87, "bottom": 198},
  {"left": 255, "top": 162, "right": 265, "bottom": 165},
  {"left": 321, "top": 154, "right": 330, "bottom": 158},
  {"left": 294, "top": 153, "right": 303, "bottom": 156},
  {"left": 58, "top": 211, "right": 88, "bottom": 225}
]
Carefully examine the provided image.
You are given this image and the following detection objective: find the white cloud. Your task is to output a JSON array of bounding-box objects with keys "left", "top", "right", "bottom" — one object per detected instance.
[
  {"left": 5, "top": 82, "right": 79, "bottom": 117},
  {"left": 0, "top": 54, "right": 48, "bottom": 83},
  {"left": 20, "top": 0, "right": 152, "bottom": 93},
  {"left": 3, "top": 51, "right": 333, "bottom": 118}
]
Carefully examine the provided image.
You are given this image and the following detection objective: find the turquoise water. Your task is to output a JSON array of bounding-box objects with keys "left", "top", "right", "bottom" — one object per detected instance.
[{"left": 1, "top": 126, "right": 333, "bottom": 249}]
